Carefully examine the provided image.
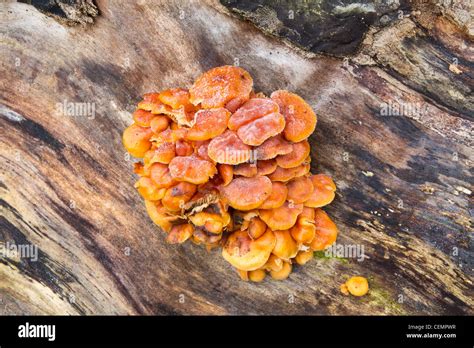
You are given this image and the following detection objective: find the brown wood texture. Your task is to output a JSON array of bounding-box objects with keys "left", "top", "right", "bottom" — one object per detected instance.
[{"left": 0, "top": 0, "right": 472, "bottom": 315}]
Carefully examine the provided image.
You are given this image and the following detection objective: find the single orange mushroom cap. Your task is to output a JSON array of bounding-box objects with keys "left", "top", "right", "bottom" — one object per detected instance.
[
  {"left": 286, "top": 176, "right": 315, "bottom": 204},
  {"left": 309, "top": 209, "right": 338, "bottom": 251},
  {"left": 168, "top": 155, "right": 217, "bottom": 184},
  {"left": 276, "top": 140, "right": 310, "bottom": 168},
  {"left": 304, "top": 174, "right": 337, "bottom": 208},
  {"left": 185, "top": 108, "right": 230, "bottom": 141},
  {"left": 207, "top": 130, "right": 252, "bottom": 165},
  {"left": 259, "top": 201, "right": 304, "bottom": 230},
  {"left": 222, "top": 229, "right": 276, "bottom": 271},
  {"left": 122, "top": 123, "right": 153, "bottom": 158},
  {"left": 259, "top": 181, "right": 288, "bottom": 209},
  {"left": 189, "top": 66, "right": 253, "bottom": 109},
  {"left": 221, "top": 176, "right": 273, "bottom": 211},
  {"left": 271, "top": 90, "right": 317, "bottom": 142}
]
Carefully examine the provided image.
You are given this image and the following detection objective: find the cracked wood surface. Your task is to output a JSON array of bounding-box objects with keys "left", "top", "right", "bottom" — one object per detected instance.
[{"left": 0, "top": 0, "right": 472, "bottom": 315}]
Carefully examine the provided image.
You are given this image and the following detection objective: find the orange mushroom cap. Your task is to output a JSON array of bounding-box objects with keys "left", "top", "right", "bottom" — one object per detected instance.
[
  {"left": 259, "top": 201, "right": 304, "bottom": 230},
  {"left": 221, "top": 176, "right": 272, "bottom": 211},
  {"left": 169, "top": 155, "right": 217, "bottom": 184},
  {"left": 271, "top": 90, "right": 317, "bottom": 142},
  {"left": 309, "top": 209, "right": 338, "bottom": 251},
  {"left": 304, "top": 174, "right": 336, "bottom": 208},
  {"left": 190, "top": 66, "right": 253, "bottom": 109},
  {"left": 222, "top": 229, "right": 276, "bottom": 271},
  {"left": 122, "top": 123, "right": 153, "bottom": 158}
]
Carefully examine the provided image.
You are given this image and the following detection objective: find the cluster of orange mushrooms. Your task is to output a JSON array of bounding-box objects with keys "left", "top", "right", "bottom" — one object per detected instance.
[{"left": 123, "top": 66, "right": 338, "bottom": 282}]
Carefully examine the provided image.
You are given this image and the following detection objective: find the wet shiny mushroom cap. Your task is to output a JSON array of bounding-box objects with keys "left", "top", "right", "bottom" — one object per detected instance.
[{"left": 222, "top": 229, "right": 276, "bottom": 271}]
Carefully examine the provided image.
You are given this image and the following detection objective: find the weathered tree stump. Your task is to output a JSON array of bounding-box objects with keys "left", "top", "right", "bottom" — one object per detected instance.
[{"left": 0, "top": 0, "right": 472, "bottom": 315}]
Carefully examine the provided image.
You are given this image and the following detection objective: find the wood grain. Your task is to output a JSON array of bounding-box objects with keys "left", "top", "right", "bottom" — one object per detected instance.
[{"left": 0, "top": 0, "right": 472, "bottom": 315}]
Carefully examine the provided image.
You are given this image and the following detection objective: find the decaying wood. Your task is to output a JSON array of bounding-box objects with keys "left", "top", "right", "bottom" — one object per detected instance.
[
  {"left": 0, "top": 0, "right": 472, "bottom": 315},
  {"left": 18, "top": 0, "right": 99, "bottom": 25}
]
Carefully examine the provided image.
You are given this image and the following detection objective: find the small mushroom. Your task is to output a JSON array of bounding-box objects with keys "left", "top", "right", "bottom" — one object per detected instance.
[
  {"left": 144, "top": 200, "right": 179, "bottom": 232},
  {"left": 276, "top": 141, "right": 310, "bottom": 168},
  {"left": 222, "top": 229, "right": 276, "bottom": 271},
  {"left": 304, "top": 174, "right": 336, "bottom": 208},
  {"left": 218, "top": 164, "right": 233, "bottom": 186},
  {"left": 228, "top": 98, "right": 286, "bottom": 146},
  {"left": 221, "top": 176, "right": 273, "bottom": 211},
  {"left": 290, "top": 207, "right": 316, "bottom": 244},
  {"left": 342, "top": 276, "right": 369, "bottom": 297},
  {"left": 185, "top": 108, "right": 230, "bottom": 141},
  {"left": 270, "top": 261, "right": 292, "bottom": 280},
  {"left": 158, "top": 88, "right": 195, "bottom": 112},
  {"left": 255, "top": 135, "right": 293, "bottom": 160},
  {"left": 290, "top": 214, "right": 316, "bottom": 244},
  {"left": 149, "top": 163, "right": 177, "bottom": 189},
  {"left": 259, "top": 181, "right": 288, "bottom": 209},
  {"left": 271, "top": 90, "right": 317, "bottom": 143},
  {"left": 247, "top": 217, "right": 267, "bottom": 239},
  {"left": 309, "top": 209, "right": 338, "bottom": 251},
  {"left": 272, "top": 230, "right": 299, "bottom": 260},
  {"left": 162, "top": 182, "right": 197, "bottom": 212},
  {"left": 189, "top": 66, "right": 253, "bottom": 109},
  {"left": 259, "top": 202, "right": 303, "bottom": 230},
  {"left": 207, "top": 130, "right": 252, "bottom": 165},
  {"left": 174, "top": 139, "right": 194, "bottom": 156},
  {"left": 268, "top": 163, "right": 310, "bottom": 182},
  {"left": 167, "top": 223, "right": 194, "bottom": 244},
  {"left": 143, "top": 142, "right": 176, "bottom": 165},
  {"left": 262, "top": 254, "right": 284, "bottom": 272},
  {"left": 168, "top": 155, "right": 217, "bottom": 184},
  {"left": 150, "top": 115, "right": 170, "bottom": 134},
  {"left": 295, "top": 250, "right": 313, "bottom": 265},
  {"left": 228, "top": 98, "right": 279, "bottom": 130},
  {"left": 189, "top": 209, "right": 231, "bottom": 234},
  {"left": 233, "top": 162, "right": 258, "bottom": 177},
  {"left": 133, "top": 109, "right": 155, "bottom": 127},
  {"left": 137, "top": 92, "right": 161, "bottom": 111},
  {"left": 135, "top": 177, "right": 166, "bottom": 201},
  {"left": 248, "top": 269, "right": 266, "bottom": 282},
  {"left": 286, "top": 176, "right": 315, "bottom": 204},
  {"left": 122, "top": 123, "right": 153, "bottom": 158},
  {"left": 256, "top": 159, "right": 277, "bottom": 176}
]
